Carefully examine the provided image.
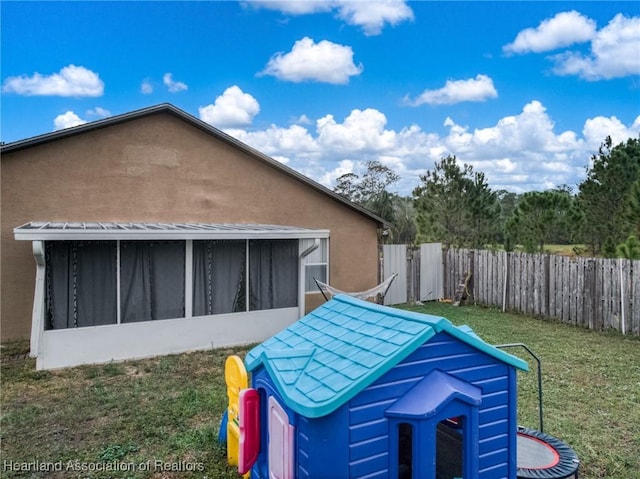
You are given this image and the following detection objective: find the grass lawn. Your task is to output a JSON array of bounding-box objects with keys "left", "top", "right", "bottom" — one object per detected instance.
[{"left": 1, "top": 303, "right": 639, "bottom": 479}]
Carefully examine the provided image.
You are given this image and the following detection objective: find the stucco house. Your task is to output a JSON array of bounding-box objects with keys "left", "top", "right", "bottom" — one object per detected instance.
[{"left": 1, "top": 103, "right": 385, "bottom": 370}]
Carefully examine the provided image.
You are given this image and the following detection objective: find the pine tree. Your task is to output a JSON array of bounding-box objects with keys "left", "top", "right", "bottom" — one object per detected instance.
[
  {"left": 576, "top": 137, "right": 640, "bottom": 254},
  {"left": 413, "top": 156, "right": 498, "bottom": 248}
]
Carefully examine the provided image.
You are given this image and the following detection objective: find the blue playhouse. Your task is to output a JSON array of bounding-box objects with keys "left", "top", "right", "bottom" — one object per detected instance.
[{"left": 223, "top": 294, "right": 579, "bottom": 479}]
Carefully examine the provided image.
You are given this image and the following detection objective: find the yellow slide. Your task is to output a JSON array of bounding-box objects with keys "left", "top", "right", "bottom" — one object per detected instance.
[{"left": 224, "top": 355, "right": 249, "bottom": 475}]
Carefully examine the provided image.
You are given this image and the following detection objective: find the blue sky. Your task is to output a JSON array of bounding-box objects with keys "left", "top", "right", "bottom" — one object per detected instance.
[{"left": 2, "top": 1, "right": 639, "bottom": 195}]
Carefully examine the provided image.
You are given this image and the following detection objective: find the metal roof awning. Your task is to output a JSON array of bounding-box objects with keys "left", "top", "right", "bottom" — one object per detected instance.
[{"left": 14, "top": 222, "right": 330, "bottom": 241}]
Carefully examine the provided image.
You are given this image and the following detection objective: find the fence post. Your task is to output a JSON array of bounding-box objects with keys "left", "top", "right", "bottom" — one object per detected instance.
[
  {"left": 407, "top": 246, "right": 416, "bottom": 304},
  {"left": 502, "top": 251, "right": 510, "bottom": 312}
]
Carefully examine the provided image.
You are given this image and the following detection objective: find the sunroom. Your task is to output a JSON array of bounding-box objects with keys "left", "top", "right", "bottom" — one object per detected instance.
[{"left": 14, "top": 222, "right": 329, "bottom": 370}]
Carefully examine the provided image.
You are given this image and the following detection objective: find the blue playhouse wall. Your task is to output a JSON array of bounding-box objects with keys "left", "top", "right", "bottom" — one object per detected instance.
[
  {"left": 249, "top": 330, "right": 519, "bottom": 479},
  {"left": 342, "top": 331, "right": 519, "bottom": 478}
]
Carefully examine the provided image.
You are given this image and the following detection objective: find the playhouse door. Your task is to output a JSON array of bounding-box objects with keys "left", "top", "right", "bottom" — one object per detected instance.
[{"left": 268, "top": 396, "right": 294, "bottom": 479}]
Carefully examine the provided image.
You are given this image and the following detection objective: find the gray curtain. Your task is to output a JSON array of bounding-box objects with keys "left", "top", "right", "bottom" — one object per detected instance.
[
  {"left": 193, "top": 240, "right": 246, "bottom": 316},
  {"left": 44, "top": 238, "right": 298, "bottom": 329},
  {"left": 120, "top": 241, "right": 185, "bottom": 322},
  {"left": 45, "top": 241, "right": 117, "bottom": 329},
  {"left": 249, "top": 239, "right": 298, "bottom": 310}
]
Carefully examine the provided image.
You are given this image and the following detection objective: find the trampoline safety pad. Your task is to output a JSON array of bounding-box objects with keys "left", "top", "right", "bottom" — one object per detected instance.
[{"left": 517, "top": 426, "right": 580, "bottom": 479}]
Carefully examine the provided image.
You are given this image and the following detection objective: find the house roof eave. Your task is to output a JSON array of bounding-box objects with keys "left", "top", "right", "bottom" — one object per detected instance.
[{"left": 1, "top": 103, "right": 387, "bottom": 228}]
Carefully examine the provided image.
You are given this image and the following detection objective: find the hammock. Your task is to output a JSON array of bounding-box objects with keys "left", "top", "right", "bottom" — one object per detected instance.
[{"left": 314, "top": 273, "right": 398, "bottom": 304}]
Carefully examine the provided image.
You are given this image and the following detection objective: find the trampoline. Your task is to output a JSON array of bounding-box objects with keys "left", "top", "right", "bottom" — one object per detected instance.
[{"left": 517, "top": 426, "right": 580, "bottom": 479}]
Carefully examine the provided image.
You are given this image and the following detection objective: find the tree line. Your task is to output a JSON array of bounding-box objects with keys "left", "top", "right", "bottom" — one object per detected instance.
[{"left": 334, "top": 136, "right": 640, "bottom": 259}]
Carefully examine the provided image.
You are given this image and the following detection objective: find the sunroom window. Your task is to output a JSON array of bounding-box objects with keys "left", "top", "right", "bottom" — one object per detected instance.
[
  {"left": 249, "top": 239, "right": 298, "bottom": 310},
  {"left": 120, "top": 240, "right": 186, "bottom": 322},
  {"left": 44, "top": 237, "right": 305, "bottom": 329},
  {"left": 45, "top": 241, "right": 117, "bottom": 329},
  {"left": 302, "top": 238, "right": 328, "bottom": 292},
  {"left": 192, "top": 240, "right": 246, "bottom": 315}
]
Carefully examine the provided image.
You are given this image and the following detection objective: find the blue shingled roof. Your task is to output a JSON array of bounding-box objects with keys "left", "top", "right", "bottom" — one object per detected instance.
[{"left": 245, "top": 294, "right": 528, "bottom": 418}]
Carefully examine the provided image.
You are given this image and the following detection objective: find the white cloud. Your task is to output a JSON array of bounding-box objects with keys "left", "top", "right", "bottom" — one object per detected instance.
[
  {"left": 86, "top": 106, "right": 111, "bottom": 118},
  {"left": 503, "top": 11, "right": 596, "bottom": 54},
  {"left": 245, "top": 0, "right": 413, "bottom": 35},
  {"left": 295, "top": 114, "right": 313, "bottom": 125},
  {"left": 228, "top": 123, "right": 318, "bottom": 159},
  {"left": 2, "top": 65, "right": 104, "bottom": 97},
  {"left": 53, "top": 111, "right": 87, "bottom": 131},
  {"left": 317, "top": 159, "right": 356, "bottom": 187},
  {"left": 163, "top": 73, "right": 188, "bottom": 93},
  {"left": 222, "top": 108, "right": 439, "bottom": 193},
  {"left": 504, "top": 12, "right": 640, "bottom": 80},
  {"left": 583, "top": 114, "right": 640, "bottom": 148},
  {"left": 199, "top": 85, "right": 260, "bottom": 128},
  {"left": 245, "top": 1, "right": 334, "bottom": 15},
  {"left": 260, "top": 37, "right": 363, "bottom": 84},
  {"left": 316, "top": 108, "right": 396, "bottom": 151},
  {"left": 443, "top": 101, "right": 572, "bottom": 155},
  {"left": 221, "top": 101, "right": 639, "bottom": 195},
  {"left": 407, "top": 74, "right": 498, "bottom": 106},
  {"left": 140, "top": 79, "right": 153, "bottom": 94},
  {"left": 439, "top": 101, "right": 594, "bottom": 191},
  {"left": 550, "top": 14, "right": 640, "bottom": 80},
  {"left": 335, "top": 0, "right": 414, "bottom": 36}
]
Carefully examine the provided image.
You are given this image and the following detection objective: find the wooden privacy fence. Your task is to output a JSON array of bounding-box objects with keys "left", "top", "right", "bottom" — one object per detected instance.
[{"left": 445, "top": 248, "right": 640, "bottom": 336}]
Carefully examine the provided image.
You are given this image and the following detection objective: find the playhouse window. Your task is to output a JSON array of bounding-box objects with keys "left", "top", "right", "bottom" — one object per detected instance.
[{"left": 398, "top": 422, "right": 413, "bottom": 479}]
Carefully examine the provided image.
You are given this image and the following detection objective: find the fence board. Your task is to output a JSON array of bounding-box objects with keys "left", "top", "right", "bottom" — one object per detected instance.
[
  {"left": 516, "top": 252, "right": 523, "bottom": 313},
  {"left": 535, "top": 254, "right": 543, "bottom": 316},
  {"left": 382, "top": 244, "right": 407, "bottom": 305},
  {"left": 632, "top": 261, "right": 640, "bottom": 335},
  {"left": 548, "top": 255, "right": 556, "bottom": 317},
  {"left": 527, "top": 254, "right": 534, "bottom": 315},
  {"left": 496, "top": 252, "right": 504, "bottom": 307},
  {"left": 479, "top": 250, "right": 486, "bottom": 304},
  {"left": 561, "top": 256, "right": 569, "bottom": 323},
  {"left": 498, "top": 252, "right": 505, "bottom": 310},
  {"left": 602, "top": 259, "right": 611, "bottom": 330},
  {"left": 573, "top": 259, "right": 581, "bottom": 326},
  {"left": 419, "top": 243, "right": 444, "bottom": 301},
  {"left": 522, "top": 254, "right": 528, "bottom": 313}
]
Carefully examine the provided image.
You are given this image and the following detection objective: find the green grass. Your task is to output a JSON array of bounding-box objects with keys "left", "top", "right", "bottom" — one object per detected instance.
[
  {"left": 1, "top": 304, "right": 639, "bottom": 479},
  {"left": 1, "top": 345, "right": 242, "bottom": 479},
  {"left": 542, "top": 244, "right": 589, "bottom": 256}
]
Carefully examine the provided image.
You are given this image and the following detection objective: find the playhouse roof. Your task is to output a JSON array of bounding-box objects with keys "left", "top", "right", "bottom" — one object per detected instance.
[{"left": 245, "top": 295, "right": 528, "bottom": 418}]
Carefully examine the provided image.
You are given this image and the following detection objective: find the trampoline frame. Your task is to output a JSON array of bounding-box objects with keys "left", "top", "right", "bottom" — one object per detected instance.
[
  {"left": 496, "top": 343, "right": 544, "bottom": 433},
  {"left": 516, "top": 426, "right": 580, "bottom": 479}
]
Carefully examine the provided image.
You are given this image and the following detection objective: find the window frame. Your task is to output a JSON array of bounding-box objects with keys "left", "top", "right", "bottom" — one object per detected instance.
[{"left": 302, "top": 238, "right": 329, "bottom": 293}]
